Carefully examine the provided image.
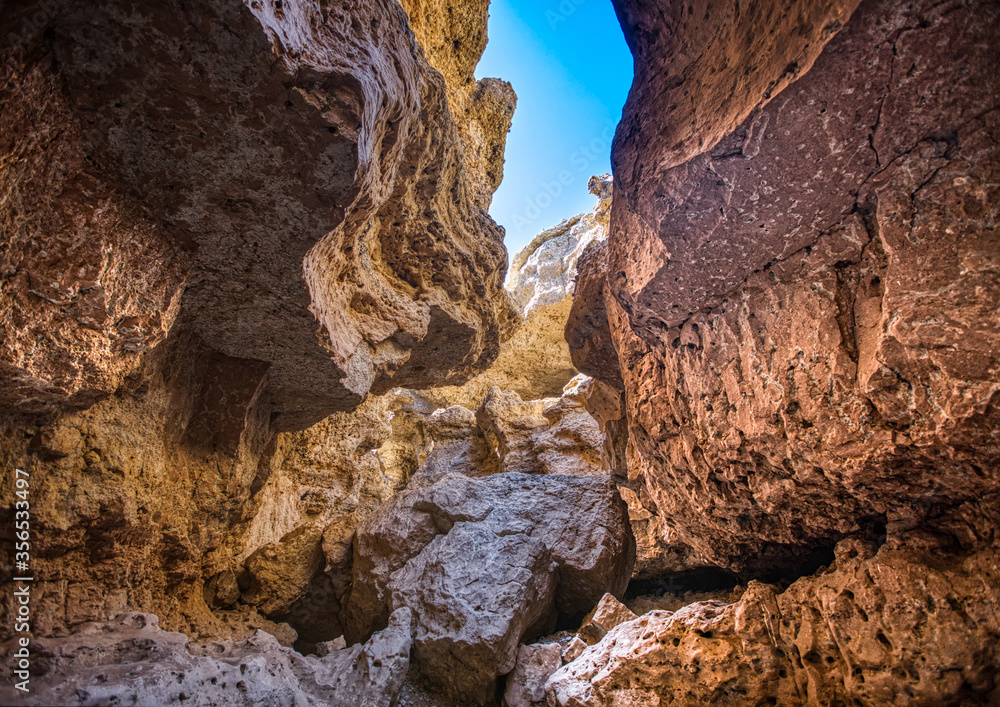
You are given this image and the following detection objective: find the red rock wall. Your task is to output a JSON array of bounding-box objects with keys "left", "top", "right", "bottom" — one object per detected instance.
[{"left": 572, "top": 0, "right": 1000, "bottom": 576}]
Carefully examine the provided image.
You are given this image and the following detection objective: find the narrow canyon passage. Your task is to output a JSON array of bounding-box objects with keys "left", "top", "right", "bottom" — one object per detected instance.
[{"left": 0, "top": 0, "right": 998, "bottom": 706}]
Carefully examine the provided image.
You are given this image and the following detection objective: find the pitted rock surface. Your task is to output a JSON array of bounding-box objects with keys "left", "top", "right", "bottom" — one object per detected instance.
[
  {"left": 579, "top": 0, "right": 1000, "bottom": 575},
  {"left": 0, "top": 609, "right": 414, "bottom": 706},
  {"left": 434, "top": 176, "right": 614, "bottom": 409},
  {"left": 546, "top": 521, "right": 1000, "bottom": 706},
  {"left": 0, "top": 0, "right": 517, "bottom": 425}
]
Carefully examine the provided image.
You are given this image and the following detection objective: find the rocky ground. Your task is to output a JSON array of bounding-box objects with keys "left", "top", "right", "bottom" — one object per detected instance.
[{"left": 1, "top": 0, "right": 998, "bottom": 705}]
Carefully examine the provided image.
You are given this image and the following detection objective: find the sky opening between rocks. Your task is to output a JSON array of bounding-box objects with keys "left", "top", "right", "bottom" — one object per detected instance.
[{"left": 477, "top": 0, "right": 633, "bottom": 256}]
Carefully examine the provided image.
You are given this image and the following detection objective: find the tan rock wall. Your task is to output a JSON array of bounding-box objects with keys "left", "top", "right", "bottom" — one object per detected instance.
[
  {"left": 0, "top": 0, "right": 517, "bottom": 429},
  {"left": 548, "top": 502, "right": 1000, "bottom": 705},
  {"left": 0, "top": 0, "right": 517, "bottom": 646}
]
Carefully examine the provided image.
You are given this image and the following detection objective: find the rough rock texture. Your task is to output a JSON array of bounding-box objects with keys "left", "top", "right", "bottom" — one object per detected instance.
[
  {"left": 0, "top": 0, "right": 517, "bottom": 426},
  {"left": 392, "top": 521, "right": 558, "bottom": 704},
  {"left": 576, "top": 0, "right": 1000, "bottom": 577},
  {"left": 557, "top": 0, "right": 1000, "bottom": 699},
  {"left": 610, "top": 0, "right": 861, "bottom": 202},
  {"left": 508, "top": 176, "right": 614, "bottom": 316},
  {"left": 0, "top": 0, "right": 517, "bottom": 651},
  {"left": 0, "top": 342, "right": 434, "bottom": 647},
  {"left": 577, "top": 593, "right": 636, "bottom": 646},
  {"left": 346, "top": 468, "right": 635, "bottom": 702},
  {"left": 244, "top": 389, "right": 430, "bottom": 646},
  {"left": 436, "top": 176, "right": 613, "bottom": 408},
  {"left": 475, "top": 377, "right": 611, "bottom": 478},
  {"left": 0, "top": 609, "right": 414, "bottom": 706},
  {"left": 504, "top": 642, "right": 563, "bottom": 707},
  {"left": 565, "top": 239, "right": 622, "bottom": 390},
  {"left": 398, "top": 0, "right": 516, "bottom": 209},
  {"left": 547, "top": 513, "right": 1000, "bottom": 706}
]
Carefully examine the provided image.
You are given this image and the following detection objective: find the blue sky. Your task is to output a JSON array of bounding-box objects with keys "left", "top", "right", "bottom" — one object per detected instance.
[{"left": 476, "top": 0, "right": 633, "bottom": 257}]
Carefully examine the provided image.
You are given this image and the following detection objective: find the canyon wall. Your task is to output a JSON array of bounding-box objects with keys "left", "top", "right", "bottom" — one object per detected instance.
[
  {"left": 563, "top": 0, "right": 1000, "bottom": 701},
  {"left": 1, "top": 0, "right": 998, "bottom": 703},
  {"left": 0, "top": 0, "right": 518, "bottom": 644}
]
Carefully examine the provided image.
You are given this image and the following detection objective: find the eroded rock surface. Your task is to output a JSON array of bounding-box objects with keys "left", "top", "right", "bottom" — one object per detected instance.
[
  {"left": 547, "top": 514, "right": 1000, "bottom": 706},
  {"left": 398, "top": 0, "right": 516, "bottom": 210},
  {"left": 0, "top": 609, "right": 414, "bottom": 706},
  {"left": 558, "top": 0, "right": 1000, "bottom": 700},
  {"left": 577, "top": 0, "right": 1000, "bottom": 577},
  {"left": 0, "top": 0, "right": 517, "bottom": 425},
  {"left": 0, "top": 0, "right": 517, "bottom": 657},
  {"left": 503, "top": 642, "right": 563, "bottom": 707},
  {"left": 435, "top": 176, "right": 614, "bottom": 408}
]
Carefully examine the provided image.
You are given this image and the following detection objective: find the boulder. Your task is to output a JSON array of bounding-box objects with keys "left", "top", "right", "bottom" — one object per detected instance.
[
  {"left": 392, "top": 523, "right": 558, "bottom": 703},
  {"left": 346, "top": 470, "right": 635, "bottom": 702},
  {"left": 503, "top": 643, "right": 564, "bottom": 707}
]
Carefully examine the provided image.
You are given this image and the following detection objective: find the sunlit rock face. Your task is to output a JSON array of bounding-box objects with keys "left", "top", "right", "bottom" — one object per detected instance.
[
  {"left": 577, "top": 0, "right": 1000, "bottom": 574},
  {"left": 0, "top": 0, "right": 517, "bottom": 427},
  {"left": 0, "top": 0, "right": 516, "bottom": 647}
]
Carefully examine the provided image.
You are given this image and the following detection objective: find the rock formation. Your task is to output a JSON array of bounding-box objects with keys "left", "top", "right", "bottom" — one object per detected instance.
[
  {"left": 346, "top": 466, "right": 634, "bottom": 702},
  {"left": 548, "top": 522, "right": 1000, "bottom": 705},
  {"left": 574, "top": 0, "right": 1000, "bottom": 576},
  {"left": 435, "top": 175, "right": 614, "bottom": 408},
  {"left": 561, "top": 0, "right": 1000, "bottom": 701},
  {"left": 398, "top": 0, "right": 516, "bottom": 210},
  {"left": 0, "top": 0, "right": 516, "bottom": 653},
  {"left": 2, "top": 0, "right": 998, "bottom": 703},
  {"left": 1, "top": 0, "right": 518, "bottom": 426},
  {"left": 0, "top": 609, "right": 414, "bottom": 706}
]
